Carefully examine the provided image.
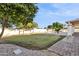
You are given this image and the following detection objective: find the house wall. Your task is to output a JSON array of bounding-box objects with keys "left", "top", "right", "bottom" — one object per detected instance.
[
  {"left": 75, "top": 29, "right": 79, "bottom": 32},
  {"left": 71, "top": 21, "right": 79, "bottom": 29}
]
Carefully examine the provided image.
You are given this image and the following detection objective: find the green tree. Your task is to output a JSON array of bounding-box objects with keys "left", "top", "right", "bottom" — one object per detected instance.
[
  {"left": 24, "top": 22, "right": 38, "bottom": 29},
  {"left": 16, "top": 23, "right": 24, "bottom": 35},
  {"left": 26, "top": 22, "right": 33, "bottom": 32},
  {"left": 47, "top": 25, "right": 52, "bottom": 29},
  {"left": 47, "top": 25, "right": 52, "bottom": 31},
  {"left": 17, "top": 22, "right": 38, "bottom": 34},
  {"left": 52, "top": 22, "right": 63, "bottom": 33},
  {"left": 32, "top": 22, "right": 38, "bottom": 28},
  {"left": 0, "top": 3, "right": 38, "bottom": 38}
]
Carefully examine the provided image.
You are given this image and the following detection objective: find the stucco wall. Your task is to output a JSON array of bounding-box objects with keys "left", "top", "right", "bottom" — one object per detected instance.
[
  {"left": 75, "top": 29, "right": 79, "bottom": 32},
  {"left": 0, "top": 28, "right": 48, "bottom": 37}
]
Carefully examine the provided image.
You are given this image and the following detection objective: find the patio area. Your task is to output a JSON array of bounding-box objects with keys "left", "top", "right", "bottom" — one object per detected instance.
[
  {"left": 48, "top": 32, "right": 79, "bottom": 56},
  {"left": 0, "top": 44, "right": 58, "bottom": 56}
]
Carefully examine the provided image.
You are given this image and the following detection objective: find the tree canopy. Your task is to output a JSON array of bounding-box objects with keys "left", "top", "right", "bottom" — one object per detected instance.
[
  {"left": 47, "top": 25, "right": 52, "bottom": 29},
  {"left": 0, "top": 3, "right": 38, "bottom": 38},
  {"left": 32, "top": 22, "right": 38, "bottom": 28},
  {"left": 52, "top": 22, "right": 63, "bottom": 33},
  {"left": 24, "top": 22, "right": 38, "bottom": 30}
]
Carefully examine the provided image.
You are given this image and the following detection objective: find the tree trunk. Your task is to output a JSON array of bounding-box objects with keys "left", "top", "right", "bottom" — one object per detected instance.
[
  {"left": 23, "top": 29, "right": 24, "bottom": 35},
  {"left": 0, "top": 19, "right": 6, "bottom": 39},
  {"left": 19, "top": 29, "right": 20, "bottom": 35},
  {"left": 0, "top": 16, "right": 8, "bottom": 39}
]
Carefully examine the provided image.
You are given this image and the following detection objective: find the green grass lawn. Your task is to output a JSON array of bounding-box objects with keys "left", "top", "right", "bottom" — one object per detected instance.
[{"left": 2, "top": 34, "right": 65, "bottom": 50}]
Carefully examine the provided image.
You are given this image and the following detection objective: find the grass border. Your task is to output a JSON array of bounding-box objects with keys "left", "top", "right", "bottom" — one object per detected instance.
[{"left": 1, "top": 34, "right": 65, "bottom": 50}]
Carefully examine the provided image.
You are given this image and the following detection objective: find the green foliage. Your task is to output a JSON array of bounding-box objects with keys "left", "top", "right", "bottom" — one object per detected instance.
[
  {"left": 0, "top": 3, "right": 38, "bottom": 27},
  {"left": 32, "top": 22, "right": 38, "bottom": 28},
  {"left": 16, "top": 23, "right": 24, "bottom": 29},
  {"left": 0, "top": 3, "right": 38, "bottom": 37},
  {"left": 24, "top": 22, "right": 38, "bottom": 29},
  {"left": 47, "top": 25, "right": 52, "bottom": 29},
  {"left": 52, "top": 22, "right": 63, "bottom": 33},
  {"left": 26, "top": 22, "right": 33, "bottom": 29}
]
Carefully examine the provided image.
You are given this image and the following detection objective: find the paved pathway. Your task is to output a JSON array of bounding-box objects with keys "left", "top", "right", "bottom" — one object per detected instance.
[
  {"left": 0, "top": 44, "right": 58, "bottom": 56},
  {"left": 48, "top": 32, "right": 79, "bottom": 56}
]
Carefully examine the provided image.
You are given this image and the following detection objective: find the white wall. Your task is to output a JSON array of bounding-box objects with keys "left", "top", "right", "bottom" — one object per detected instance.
[
  {"left": 0, "top": 28, "right": 48, "bottom": 37},
  {"left": 32, "top": 28, "right": 47, "bottom": 33}
]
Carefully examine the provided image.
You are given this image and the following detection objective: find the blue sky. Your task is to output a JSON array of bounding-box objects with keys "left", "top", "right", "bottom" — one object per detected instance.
[{"left": 34, "top": 3, "right": 79, "bottom": 28}]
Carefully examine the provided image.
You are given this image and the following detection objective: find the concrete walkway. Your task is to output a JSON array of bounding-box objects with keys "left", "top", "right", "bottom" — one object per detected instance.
[
  {"left": 48, "top": 32, "right": 79, "bottom": 56},
  {"left": 0, "top": 44, "right": 58, "bottom": 56}
]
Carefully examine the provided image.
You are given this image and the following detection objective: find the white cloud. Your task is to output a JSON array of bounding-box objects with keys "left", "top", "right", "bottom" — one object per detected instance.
[
  {"left": 35, "top": 3, "right": 79, "bottom": 28},
  {"left": 52, "top": 4, "right": 79, "bottom": 17}
]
